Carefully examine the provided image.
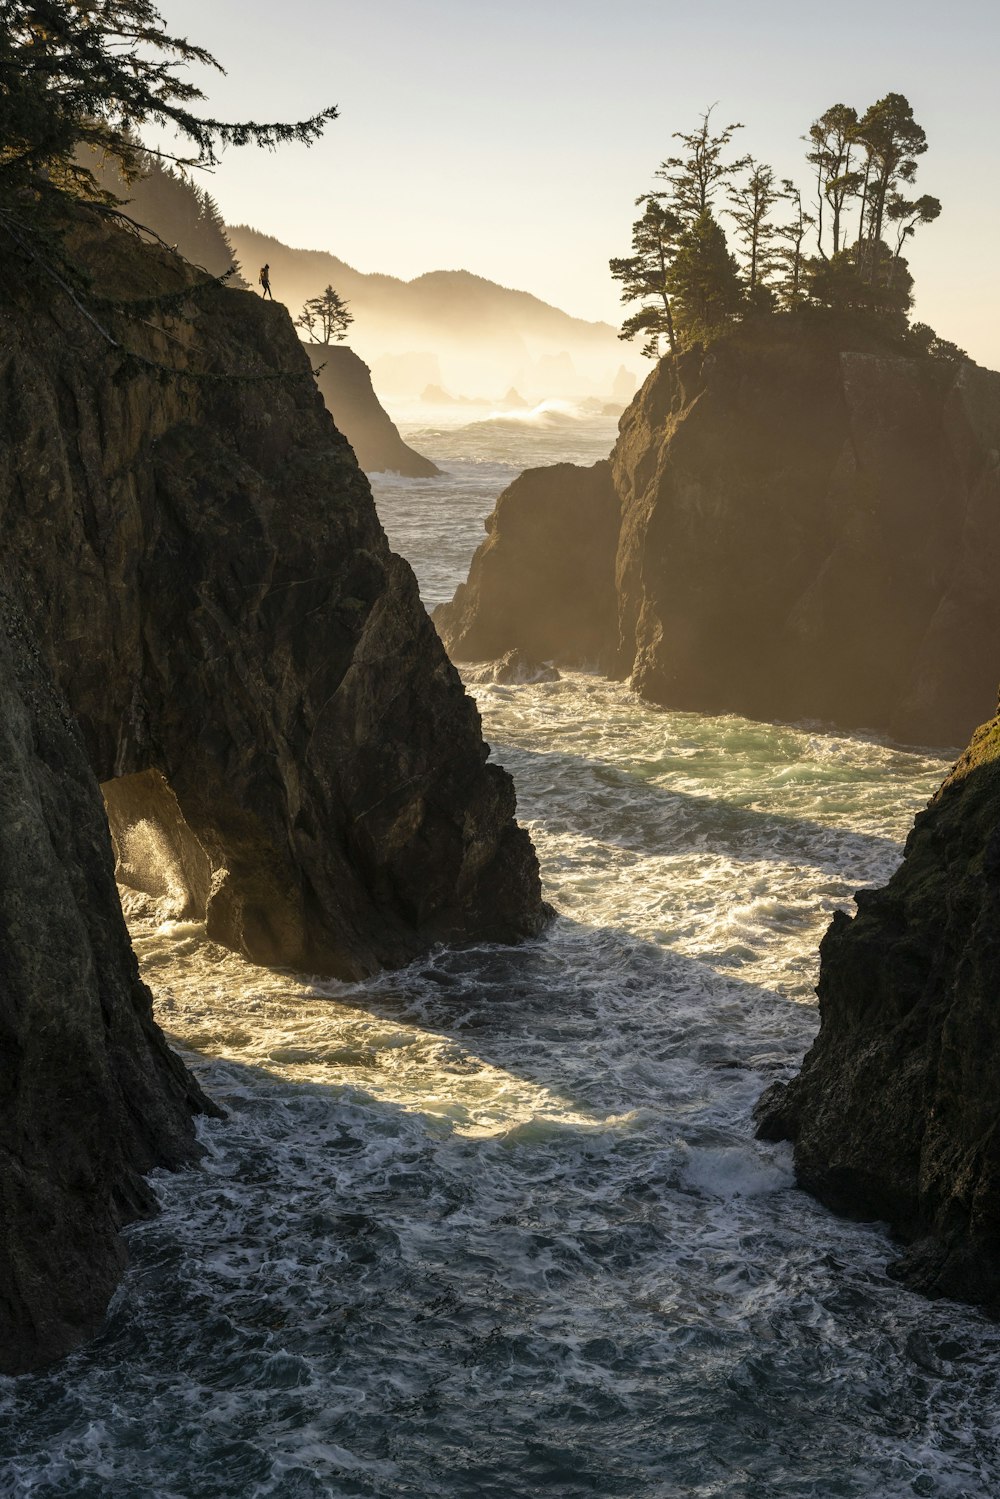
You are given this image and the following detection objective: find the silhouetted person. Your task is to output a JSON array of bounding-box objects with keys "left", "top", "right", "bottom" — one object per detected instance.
[{"left": 259, "top": 263, "right": 273, "bottom": 299}]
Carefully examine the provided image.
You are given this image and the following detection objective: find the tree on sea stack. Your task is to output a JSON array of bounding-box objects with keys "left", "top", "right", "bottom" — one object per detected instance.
[
  {"left": 655, "top": 106, "right": 747, "bottom": 219},
  {"left": 666, "top": 209, "right": 743, "bottom": 347},
  {"left": 609, "top": 194, "right": 683, "bottom": 356},
  {"left": 295, "top": 285, "right": 353, "bottom": 345}
]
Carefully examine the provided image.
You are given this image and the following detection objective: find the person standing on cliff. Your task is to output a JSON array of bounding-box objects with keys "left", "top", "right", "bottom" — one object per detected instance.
[{"left": 259, "top": 263, "right": 273, "bottom": 299}]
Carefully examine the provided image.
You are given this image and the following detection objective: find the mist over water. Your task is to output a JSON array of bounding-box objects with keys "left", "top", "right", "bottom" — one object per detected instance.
[
  {"left": 4, "top": 411, "right": 1000, "bottom": 1498},
  {"left": 371, "top": 403, "right": 620, "bottom": 609}
]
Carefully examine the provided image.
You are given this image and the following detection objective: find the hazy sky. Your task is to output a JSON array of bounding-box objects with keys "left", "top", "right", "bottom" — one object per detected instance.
[{"left": 156, "top": 0, "right": 1000, "bottom": 364}]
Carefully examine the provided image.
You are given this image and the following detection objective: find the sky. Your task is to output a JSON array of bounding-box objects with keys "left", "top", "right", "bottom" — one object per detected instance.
[{"left": 155, "top": 0, "right": 1000, "bottom": 365}]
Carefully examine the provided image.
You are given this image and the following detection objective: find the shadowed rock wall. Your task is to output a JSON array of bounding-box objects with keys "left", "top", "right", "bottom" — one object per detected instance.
[
  {"left": 433, "top": 460, "right": 618, "bottom": 665},
  {"left": 756, "top": 705, "right": 1000, "bottom": 1311},
  {"left": 0, "top": 215, "right": 545, "bottom": 979},
  {"left": 0, "top": 586, "right": 213, "bottom": 1375},
  {"left": 0, "top": 212, "right": 545, "bottom": 1372},
  {"left": 309, "top": 344, "right": 440, "bottom": 477}
]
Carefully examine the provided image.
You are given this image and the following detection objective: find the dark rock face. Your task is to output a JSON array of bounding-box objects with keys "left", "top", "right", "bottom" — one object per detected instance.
[
  {"left": 0, "top": 588, "right": 213, "bottom": 1375},
  {"left": 613, "top": 331, "right": 1000, "bottom": 747},
  {"left": 309, "top": 345, "right": 440, "bottom": 477},
  {"left": 1, "top": 217, "right": 545, "bottom": 979},
  {"left": 756, "top": 708, "right": 1000, "bottom": 1310},
  {"left": 437, "top": 325, "right": 1000, "bottom": 749},
  {"left": 433, "top": 460, "right": 619, "bottom": 666},
  {"left": 0, "top": 214, "right": 546, "bottom": 1373}
]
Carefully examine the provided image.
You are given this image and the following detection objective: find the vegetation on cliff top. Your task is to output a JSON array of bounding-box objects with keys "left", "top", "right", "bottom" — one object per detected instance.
[
  {"left": 0, "top": 1, "right": 335, "bottom": 364},
  {"left": 611, "top": 97, "right": 964, "bottom": 362}
]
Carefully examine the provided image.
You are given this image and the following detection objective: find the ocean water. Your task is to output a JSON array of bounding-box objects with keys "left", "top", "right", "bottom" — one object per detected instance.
[{"left": 4, "top": 408, "right": 1000, "bottom": 1499}]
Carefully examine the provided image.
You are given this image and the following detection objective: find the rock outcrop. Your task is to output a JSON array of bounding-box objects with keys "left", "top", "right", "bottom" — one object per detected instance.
[
  {"left": 1, "top": 213, "right": 545, "bottom": 980},
  {"left": 0, "top": 211, "right": 546, "bottom": 1371},
  {"left": 0, "top": 586, "right": 214, "bottom": 1375},
  {"left": 308, "top": 344, "right": 440, "bottom": 477},
  {"left": 756, "top": 704, "right": 1000, "bottom": 1312},
  {"left": 436, "top": 322, "right": 1000, "bottom": 749},
  {"left": 433, "top": 460, "right": 619, "bottom": 666}
]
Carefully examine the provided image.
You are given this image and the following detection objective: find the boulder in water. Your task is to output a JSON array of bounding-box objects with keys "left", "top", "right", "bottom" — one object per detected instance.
[
  {"left": 433, "top": 460, "right": 619, "bottom": 668},
  {"left": 465, "top": 649, "right": 562, "bottom": 685}
]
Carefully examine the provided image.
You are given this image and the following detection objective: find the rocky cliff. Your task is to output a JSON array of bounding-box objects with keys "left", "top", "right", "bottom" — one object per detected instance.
[
  {"left": 0, "top": 585, "right": 215, "bottom": 1374},
  {"left": 308, "top": 344, "right": 439, "bottom": 477},
  {"left": 756, "top": 704, "right": 1000, "bottom": 1311},
  {"left": 0, "top": 210, "right": 545, "bottom": 1370},
  {"left": 2, "top": 213, "right": 545, "bottom": 977},
  {"left": 436, "top": 322, "right": 1000, "bottom": 749}
]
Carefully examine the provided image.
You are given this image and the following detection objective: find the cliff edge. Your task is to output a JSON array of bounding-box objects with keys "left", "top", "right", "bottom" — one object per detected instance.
[
  {"left": 1, "top": 213, "right": 545, "bottom": 978},
  {"left": 756, "top": 703, "right": 1000, "bottom": 1311}
]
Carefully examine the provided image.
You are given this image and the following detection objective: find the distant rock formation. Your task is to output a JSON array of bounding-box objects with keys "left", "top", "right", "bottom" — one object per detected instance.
[
  {"left": 437, "top": 322, "right": 1000, "bottom": 749},
  {"left": 756, "top": 703, "right": 1000, "bottom": 1312},
  {"left": 612, "top": 364, "right": 636, "bottom": 405},
  {"left": 0, "top": 587, "right": 215, "bottom": 1375},
  {"left": 308, "top": 344, "right": 439, "bottom": 476},
  {"left": 0, "top": 211, "right": 546, "bottom": 1370},
  {"left": 433, "top": 461, "right": 619, "bottom": 668}
]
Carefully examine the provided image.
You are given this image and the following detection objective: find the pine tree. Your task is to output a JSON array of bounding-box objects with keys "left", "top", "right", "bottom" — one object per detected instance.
[
  {"left": 295, "top": 285, "right": 353, "bottom": 346},
  {"left": 726, "top": 158, "right": 783, "bottom": 306},
  {"left": 666, "top": 210, "right": 743, "bottom": 347},
  {"left": 0, "top": 1, "right": 336, "bottom": 271},
  {"left": 806, "top": 104, "right": 861, "bottom": 257},
  {"left": 609, "top": 194, "right": 684, "bottom": 357},
  {"left": 774, "top": 182, "right": 815, "bottom": 308},
  {"left": 854, "top": 94, "right": 929, "bottom": 281},
  {"left": 655, "top": 106, "right": 747, "bottom": 221}
]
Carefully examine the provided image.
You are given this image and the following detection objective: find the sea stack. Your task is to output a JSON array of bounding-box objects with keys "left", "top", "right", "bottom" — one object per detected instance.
[{"left": 436, "top": 320, "right": 1000, "bottom": 750}]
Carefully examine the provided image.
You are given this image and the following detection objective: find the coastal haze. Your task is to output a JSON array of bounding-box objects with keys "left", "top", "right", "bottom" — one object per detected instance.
[{"left": 152, "top": 0, "right": 1000, "bottom": 371}]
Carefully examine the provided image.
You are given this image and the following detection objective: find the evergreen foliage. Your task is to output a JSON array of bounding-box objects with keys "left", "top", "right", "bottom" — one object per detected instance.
[
  {"left": 88, "top": 147, "right": 245, "bottom": 280},
  {"left": 666, "top": 210, "right": 743, "bottom": 347},
  {"left": 295, "top": 284, "right": 353, "bottom": 346},
  {"left": 0, "top": 0, "right": 336, "bottom": 375},
  {"left": 613, "top": 94, "right": 951, "bottom": 361},
  {"left": 0, "top": 1, "right": 336, "bottom": 206},
  {"left": 609, "top": 195, "right": 683, "bottom": 357}
]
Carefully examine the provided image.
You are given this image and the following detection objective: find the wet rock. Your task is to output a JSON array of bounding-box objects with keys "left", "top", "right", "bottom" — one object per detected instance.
[
  {"left": 465, "top": 649, "right": 561, "bottom": 685},
  {"left": 756, "top": 707, "right": 1000, "bottom": 1312}
]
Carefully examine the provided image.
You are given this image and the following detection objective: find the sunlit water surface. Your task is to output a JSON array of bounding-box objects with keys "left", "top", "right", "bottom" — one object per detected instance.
[{"left": 4, "top": 408, "right": 999, "bottom": 1499}]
